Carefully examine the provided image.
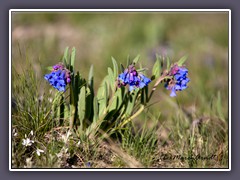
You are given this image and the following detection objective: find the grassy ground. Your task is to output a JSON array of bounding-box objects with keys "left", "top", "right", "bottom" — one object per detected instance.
[{"left": 11, "top": 11, "right": 229, "bottom": 168}]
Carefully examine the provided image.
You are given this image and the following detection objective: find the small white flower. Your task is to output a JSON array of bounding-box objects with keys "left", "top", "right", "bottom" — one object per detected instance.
[
  {"left": 36, "top": 148, "right": 44, "bottom": 156},
  {"left": 77, "top": 141, "right": 81, "bottom": 147},
  {"left": 22, "top": 138, "right": 34, "bottom": 147},
  {"left": 30, "top": 130, "right": 33, "bottom": 136}
]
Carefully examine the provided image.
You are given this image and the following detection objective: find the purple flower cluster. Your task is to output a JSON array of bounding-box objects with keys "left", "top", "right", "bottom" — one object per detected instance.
[
  {"left": 118, "top": 64, "right": 151, "bottom": 91},
  {"left": 44, "top": 63, "right": 71, "bottom": 92},
  {"left": 165, "top": 64, "right": 190, "bottom": 97}
]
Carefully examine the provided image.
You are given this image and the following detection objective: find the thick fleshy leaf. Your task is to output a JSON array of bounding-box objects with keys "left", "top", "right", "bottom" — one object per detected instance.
[
  {"left": 97, "top": 81, "right": 108, "bottom": 117},
  {"left": 78, "top": 86, "right": 86, "bottom": 129},
  {"left": 111, "top": 57, "right": 119, "bottom": 78},
  {"left": 112, "top": 87, "right": 123, "bottom": 111},
  {"left": 108, "top": 67, "right": 115, "bottom": 92},
  {"left": 125, "top": 89, "right": 140, "bottom": 116}
]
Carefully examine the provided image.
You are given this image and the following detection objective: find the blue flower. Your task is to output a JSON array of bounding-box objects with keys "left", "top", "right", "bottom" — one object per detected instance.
[
  {"left": 44, "top": 63, "right": 71, "bottom": 92},
  {"left": 165, "top": 65, "right": 190, "bottom": 97},
  {"left": 118, "top": 64, "right": 151, "bottom": 91}
]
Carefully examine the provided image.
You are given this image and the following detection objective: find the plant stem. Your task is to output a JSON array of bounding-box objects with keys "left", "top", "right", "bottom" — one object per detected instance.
[
  {"left": 118, "top": 104, "right": 145, "bottom": 128},
  {"left": 147, "top": 72, "right": 169, "bottom": 103},
  {"left": 147, "top": 76, "right": 164, "bottom": 102}
]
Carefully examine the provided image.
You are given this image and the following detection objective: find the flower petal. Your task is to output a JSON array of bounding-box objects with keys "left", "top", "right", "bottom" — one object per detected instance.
[{"left": 170, "top": 88, "right": 177, "bottom": 97}]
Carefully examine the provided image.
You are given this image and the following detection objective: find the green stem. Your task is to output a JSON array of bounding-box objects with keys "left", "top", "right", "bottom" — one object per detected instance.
[
  {"left": 117, "top": 104, "right": 145, "bottom": 129},
  {"left": 147, "top": 73, "right": 170, "bottom": 103}
]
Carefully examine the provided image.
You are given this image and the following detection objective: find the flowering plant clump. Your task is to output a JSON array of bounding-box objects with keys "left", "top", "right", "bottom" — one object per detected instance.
[
  {"left": 43, "top": 47, "right": 190, "bottom": 138},
  {"left": 117, "top": 63, "right": 151, "bottom": 91},
  {"left": 44, "top": 63, "right": 71, "bottom": 92},
  {"left": 164, "top": 64, "right": 190, "bottom": 97}
]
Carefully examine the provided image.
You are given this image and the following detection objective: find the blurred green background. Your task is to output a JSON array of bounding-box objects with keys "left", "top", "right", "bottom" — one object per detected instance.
[{"left": 12, "top": 11, "right": 229, "bottom": 118}]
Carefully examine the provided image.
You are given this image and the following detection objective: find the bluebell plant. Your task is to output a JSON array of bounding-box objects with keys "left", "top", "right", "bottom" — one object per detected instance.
[{"left": 44, "top": 47, "right": 190, "bottom": 135}]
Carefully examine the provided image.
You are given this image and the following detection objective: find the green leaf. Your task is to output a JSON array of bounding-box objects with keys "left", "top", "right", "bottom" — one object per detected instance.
[
  {"left": 63, "top": 47, "right": 69, "bottom": 67},
  {"left": 108, "top": 67, "right": 115, "bottom": 92},
  {"left": 52, "top": 92, "right": 62, "bottom": 121},
  {"left": 64, "top": 103, "right": 70, "bottom": 122},
  {"left": 125, "top": 89, "right": 140, "bottom": 116},
  {"left": 108, "top": 67, "right": 114, "bottom": 82},
  {"left": 88, "top": 65, "right": 94, "bottom": 89},
  {"left": 152, "top": 59, "right": 160, "bottom": 79},
  {"left": 46, "top": 66, "right": 52, "bottom": 71},
  {"left": 69, "top": 86, "right": 76, "bottom": 129},
  {"left": 111, "top": 57, "right": 119, "bottom": 78},
  {"left": 108, "top": 88, "right": 123, "bottom": 113},
  {"left": 70, "top": 47, "right": 76, "bottom": 71},
  {"left": 156, "top": 54, "right": 162, "bottom": 73},
  {"left": 159, "top": 55, "right": 164, "bottom": 70},
  {"left": 177, "top": 55, "right": 188, "bottom": 66},
  {"left": 108, "top": 95, "right": 119, "bottom": 113},
  {"left": 127, "top": 55, "right": 130, "bottom": 66},
  {"left": 97, "top": 81, "right": 108, "bottom": 117},
  {"left": 133, "top": 54, "right": 141, "bottom": 64},
  {"left": 137, "top": 68, "right": 147, "bottom": 73},
  {"left": 78, "top": 86, "right": 86, "bottom": 130},
  {"left": 93, "top": 96, "right": 99, "bottom": 122}
]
